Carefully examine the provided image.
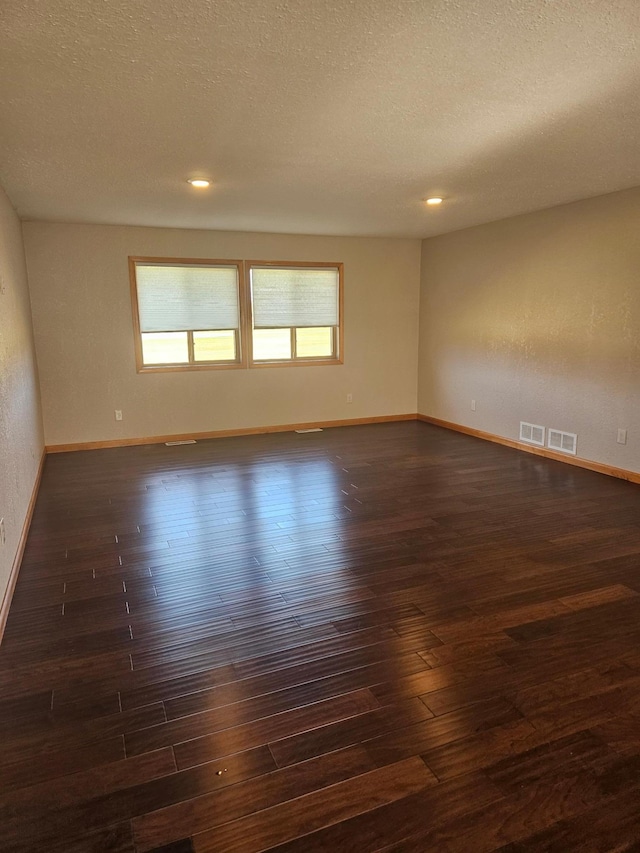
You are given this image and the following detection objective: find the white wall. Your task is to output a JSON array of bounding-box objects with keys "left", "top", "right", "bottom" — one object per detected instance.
[
  {"left": 418, "top": 186, "right": 640, "bottom": 473},
  {"left": 23, "top": 223, "right": 421, "bottom": 446},
  {"left": 0, "top": 184, "right": 44, "bottom": 608}
]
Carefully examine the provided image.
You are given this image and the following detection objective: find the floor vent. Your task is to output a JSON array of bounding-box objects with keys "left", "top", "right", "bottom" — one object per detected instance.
[
  {"left": 165, "top": 440, "right": 197, "bottom": 446},
  {"left": 519, "top": 422, "right": 545, "bottom": 447},
  {"left": 548, "top": 429, "right": 577, "bottom": 455}
]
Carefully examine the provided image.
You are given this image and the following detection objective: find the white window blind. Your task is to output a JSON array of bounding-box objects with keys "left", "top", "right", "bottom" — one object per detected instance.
[
  {"left": 251, "top": 267, "right": 339, "bottom": 328},
  {"left": 136, "top": 263, "right": 239, "bottom": 332}
]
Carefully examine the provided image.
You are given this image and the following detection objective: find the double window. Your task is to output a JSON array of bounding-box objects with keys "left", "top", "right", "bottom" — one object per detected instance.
[{"left": 129, "top": 257, "right": 343, "bottom": 372}]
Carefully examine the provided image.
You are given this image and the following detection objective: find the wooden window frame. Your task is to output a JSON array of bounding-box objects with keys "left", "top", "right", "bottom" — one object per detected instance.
[
  {"left": 129, "top": 256, "right": 247, "bottom": 373},
  {"left": 246, "top": 260, "right": 344, "bottom": 369}
]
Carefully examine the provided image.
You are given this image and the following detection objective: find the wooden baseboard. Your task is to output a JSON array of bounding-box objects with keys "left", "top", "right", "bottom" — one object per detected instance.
[
  {"left": 0, "top": 450, "right": 46, "bottom": 644},
  {"left": 46, "top": 414, "right": 419, "bottom": 454},
  {"left": 418, "top": 414, "right": 640, "bottom": 485}
]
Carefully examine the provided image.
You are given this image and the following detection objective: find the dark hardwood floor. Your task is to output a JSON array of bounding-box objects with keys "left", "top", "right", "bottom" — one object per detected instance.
[{"left": 2, "top": 421, "right": 640, "bottom": 852}]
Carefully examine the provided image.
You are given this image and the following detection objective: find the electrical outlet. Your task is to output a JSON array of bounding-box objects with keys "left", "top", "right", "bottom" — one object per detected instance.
[
  {"left": 471, "top": 399, "right": 476, "bottom": 411},
  {"left": 0, "top": 518, "right": 5, "bottom": 546},
  {"left": 617, "top": 429, "right": 627, "bottom": 445},
  {"left": 115, "top": 410, "right": 123, "bottom": 421},
  {"left": 346, "top": 393, "right": 353, "bottom": 404}
]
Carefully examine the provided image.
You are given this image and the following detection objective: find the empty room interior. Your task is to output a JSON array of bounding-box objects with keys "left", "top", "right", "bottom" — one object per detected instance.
[{"left": 2, "top": 1, "right": 640, "bottom": 851}]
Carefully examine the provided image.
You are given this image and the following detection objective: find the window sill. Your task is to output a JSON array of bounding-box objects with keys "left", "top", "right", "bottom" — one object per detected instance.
[
  {"left": 136, "top": 361, "right": 245, "bottom": 373},
  {"left": 249, "top": 357, "right": 343, "bottom": 369}
]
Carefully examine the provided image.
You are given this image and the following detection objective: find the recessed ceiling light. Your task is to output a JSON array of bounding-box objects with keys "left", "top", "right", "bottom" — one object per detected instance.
[
  {"left": 188, "top": 179, "right": 210, "bottom": 188},
  {"left": 426, "top": 197, "right": 443, "bottom": 205}
]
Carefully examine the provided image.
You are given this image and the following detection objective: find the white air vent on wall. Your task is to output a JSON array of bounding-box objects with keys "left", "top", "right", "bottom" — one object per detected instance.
[
  {"left": 519, "top": 422, "right": 546, "bottom": 447},
  {"left": 548, "top": 429, "right": 577, "bottom": 456}
]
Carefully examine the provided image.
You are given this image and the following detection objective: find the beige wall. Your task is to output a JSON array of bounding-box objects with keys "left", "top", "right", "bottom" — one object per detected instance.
[
  {"left": 0, "top": 184, "right": 44, "bottom": 606},
  {"left": 418, "top": 186, "right": 640, "bottom": 474},
  {"left": 23, "top": 223, "right": 421, "bottom": 446}
]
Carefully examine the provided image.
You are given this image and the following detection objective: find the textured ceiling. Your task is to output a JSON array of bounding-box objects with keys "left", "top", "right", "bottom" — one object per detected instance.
[{"left": 1, "top": 0, "right": 639, "bottom": 238}]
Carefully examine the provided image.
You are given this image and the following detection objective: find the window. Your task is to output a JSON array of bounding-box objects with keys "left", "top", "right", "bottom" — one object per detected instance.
[
  {"left": 129, "top": 258, "right": 244, "bottom": 371},
  {"left": 248, "top": 262, "right": 343, "bottom": 366},
  {"left": 129, "top": 257, "right": 343, "bottom": 371}
]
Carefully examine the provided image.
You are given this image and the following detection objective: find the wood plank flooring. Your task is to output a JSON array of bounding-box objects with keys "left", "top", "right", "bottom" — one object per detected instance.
[{"left": 2, "top": 421, "right": 640, "bottom": 851}]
